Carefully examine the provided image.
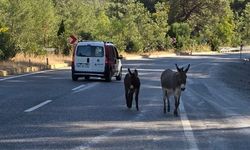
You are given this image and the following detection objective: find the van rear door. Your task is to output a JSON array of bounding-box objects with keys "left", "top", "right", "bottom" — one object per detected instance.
[{"left": 74, "top": 44, "right": 105, "bottom": 73}]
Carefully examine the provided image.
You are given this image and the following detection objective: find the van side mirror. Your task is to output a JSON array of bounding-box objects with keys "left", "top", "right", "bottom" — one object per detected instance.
[{"left": 118, "top": 55, "right": 123, "bottom": 59}]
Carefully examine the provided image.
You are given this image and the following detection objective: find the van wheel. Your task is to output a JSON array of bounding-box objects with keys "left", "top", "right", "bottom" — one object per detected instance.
[
  {"left": 72, "top": 74, "right": 78, "bottom": 81},
  {"left": 116, "top": 68, "right": 122, "bottom": 81},
  {"left": 85, "top": 76, "right": 90, "bottom": 80},
  {"left": 105, "top": 71, "right": 112, "bottom": 82}
]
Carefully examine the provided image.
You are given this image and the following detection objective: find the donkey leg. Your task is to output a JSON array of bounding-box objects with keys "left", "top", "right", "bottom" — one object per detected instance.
[
  {"left": 125, "top": 89, "right": 130, "bottom": 108},
  {"left": 174, "top": 95, "right": 180, "bottom": 116},
  {"left": 126, "top": 94, "right": 132, "bottom": 108},
  {"left": 162, "top": 90, "right": 167, "bottom": 113},
  {"left": 128, "top": 90, "right": 133, "bottom": 108},
  {"left": 167, "top": 95, "right": 170, "bottom": 112},
  {"left": 135, "top": 89, "right": 139, "bottom": 111}
]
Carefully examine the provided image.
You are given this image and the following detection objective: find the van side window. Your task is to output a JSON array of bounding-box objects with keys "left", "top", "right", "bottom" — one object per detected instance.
[
  {"left": 114, "top": 47, "right": 118, "bottom": 58},
  {"left": 109, "top": 46, "right": 115, "bottom": 61}
]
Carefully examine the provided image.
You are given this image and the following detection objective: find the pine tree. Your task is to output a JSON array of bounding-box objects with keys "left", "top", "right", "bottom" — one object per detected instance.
[{"left": 57, "top": 20, "right": 65, "bottom": 36}]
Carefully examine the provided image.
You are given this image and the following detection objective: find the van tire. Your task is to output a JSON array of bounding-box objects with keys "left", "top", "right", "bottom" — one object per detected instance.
[
  {"left": 105, "top": 71, "right": 112, "bottom": 82},
  {"left": 72, "top": 74, "right": 78, "bottom": 81},
  {"left": 116, "top": 68, "right": 122, "bottom": 81},
  {"left": 85, "top": 76, "right": 90, "bottom": 80}
]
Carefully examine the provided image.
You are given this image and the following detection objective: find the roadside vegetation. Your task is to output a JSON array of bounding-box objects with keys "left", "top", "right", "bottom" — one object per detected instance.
[{"left": 0, "top": 0, "right": 250, "bottom": 69}]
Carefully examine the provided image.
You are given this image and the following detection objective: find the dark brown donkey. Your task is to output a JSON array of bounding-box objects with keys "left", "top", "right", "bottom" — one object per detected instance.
[
  {"left": 124, "top": 68, "right": 140, "bottom": 111},
  {"left": 161, "top": 64, "right": 190, "bottom": 116}
]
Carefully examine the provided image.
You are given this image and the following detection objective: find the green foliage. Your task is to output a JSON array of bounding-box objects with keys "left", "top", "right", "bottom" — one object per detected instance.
[
  {"left": 54, "top": 34, "right": 70, "bottom": 55},
  {"left": 93, "top": 10, "right": 112, "bottom": 41},
  {"left": 107, "top": 0, "right": 170, "bottom": 52},
  {"left": 146, "top": 2, "right": 170, "bottom": 51},
  {"left": 57, "top": 20, "right": 65, "bottom": 36},
  {"left": 194, "top": 0, "right": 237, "bottom": 51},
  {"left": 231, "top": 0, "right": 249, "bottom": 16},
  {"left": 0, "top": 27, "right": 19, "bottom": 60},
  {"left": 0, "top": 0, "right": 249, "bottom": 59},
  {"left": 241, "top": 3, "right": 250, "bottom": 44},
  {"left": 79, "top": 31, "right": 93, "bottom": 40},
  {"left": 1, "top": 0, "right": 57, "bottom": 55},
  {"left": 169, "top": 23, "right": 192, "bottom": 51}
]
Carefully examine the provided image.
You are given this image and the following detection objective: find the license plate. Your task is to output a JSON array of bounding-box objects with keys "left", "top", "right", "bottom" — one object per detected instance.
[{"left": 77, "top": 63, "right": 89, "bottom": 68}]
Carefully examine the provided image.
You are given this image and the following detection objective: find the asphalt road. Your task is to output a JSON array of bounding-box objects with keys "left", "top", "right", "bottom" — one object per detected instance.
[{"left": 0, "top": 53, "right": 250, "bottom": 150}]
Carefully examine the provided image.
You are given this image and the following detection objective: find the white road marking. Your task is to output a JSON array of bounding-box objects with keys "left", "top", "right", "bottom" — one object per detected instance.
[
  {"left": 24, "top": 100, "right": 52, "bottom": 112},
  {"left": 72, "top": 84, "right": 86, "bottom": 91},
  {"left": 72, "top": 83, "right": 99, "bottom": 93},
  {"left": 74, "top": 128, "right": 122, "bottom": 150},
  {"left": 0, "top": 70, "right": 53, "bottom": 81},
  {"left": 5, "top": 80, "right": 26, "bottom": 83},
  {"left": 180, "top": 99, "right": 199, "bottom": 150},
  {"left": 50, "top": 77, "right": 69, "bottom": 80}
]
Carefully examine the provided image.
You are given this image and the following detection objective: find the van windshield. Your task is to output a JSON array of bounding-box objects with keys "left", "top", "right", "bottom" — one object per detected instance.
[{"left": 76, "top": 45, "right": 104, "bottom": 57}]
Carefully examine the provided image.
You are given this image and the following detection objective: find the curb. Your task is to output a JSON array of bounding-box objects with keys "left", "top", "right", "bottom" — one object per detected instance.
[
  {"left": 0, "top": 63, "right": 70, "bottom": 77},
  {"left": 47, "top": 63, "right": 69, "bottom": 69},
  {"left": 0, "top": 70, "right": 8, "bottom": 76}
]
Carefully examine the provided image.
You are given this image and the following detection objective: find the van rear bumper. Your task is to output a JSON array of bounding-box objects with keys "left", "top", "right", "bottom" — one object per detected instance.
[{"left": 73, "top": 71, "right": 105, "bottom": 77}]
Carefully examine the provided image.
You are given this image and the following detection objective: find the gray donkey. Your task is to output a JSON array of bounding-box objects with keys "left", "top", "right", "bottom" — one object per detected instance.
[
  {"left": 161, "top": 64, "right": 190, "bottom": 116},
  {"left": 124, "top": 68, "right": 140, "bottom": 111}
]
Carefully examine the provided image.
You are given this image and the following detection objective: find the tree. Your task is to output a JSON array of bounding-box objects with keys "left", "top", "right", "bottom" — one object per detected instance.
[
  {"left": 138, "top": 0, "right": 161, "bottom": 12},
  {"left": 148, "top": 2, "right": 170, "bottom": 50},
  {"left": 241, "top": 3, "right": 250, "bottom": 44},
  {"left": 169, "top": 22, "right": 191, "bottom": 51},
  {"left": 107, "top": 0, "right": 146, "bottom": 52},
  {"left": 168, "top": 0, "right": 229, "bottom": 34},
  {"left": 56, "top": 19, "right": 68, "bottom": 55},
  {"left": 202, "top": 1, "right": 236, "bottom": 50},
  {"left": 108, "top": 0, "right": 170, "bottom": 52},
  {"left": 107, "top": 0, "right": 130, "bottom": 19},
  {"left": 57, "top": 20, "right": 65, "bottom": 36},
  {"left": 93, "top": 10, "right": 112, "bottom": 41},
  {"left": 0, "top": 25, "right": 18, "bottom": 60},
  {"left": 231, "top": 0, "right": 249, "bottom": 16},
  {"left": 1, "top": 0, "right": 57, "bottom": 55}
]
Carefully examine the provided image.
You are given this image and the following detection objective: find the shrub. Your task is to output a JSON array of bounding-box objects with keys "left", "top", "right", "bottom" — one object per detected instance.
[
  {"left": 0, "top": 29, "right": 19, "bottom": 60},
  {"left": 169, "top": 23, "right": 192, "bottom": 51}
]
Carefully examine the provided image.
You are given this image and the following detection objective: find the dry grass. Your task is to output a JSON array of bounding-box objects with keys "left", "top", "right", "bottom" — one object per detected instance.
[
  {"left": 0, "top": 53, "right": 71, "bottom": 72},
  {"left": 120, "top": 49, "right": 175, "bottom": 58}
]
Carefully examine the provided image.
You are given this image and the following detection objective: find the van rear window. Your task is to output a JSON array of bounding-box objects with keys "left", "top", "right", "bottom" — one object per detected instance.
[{"left": 76, "top": 45, "right": 104, "bottom": 57}]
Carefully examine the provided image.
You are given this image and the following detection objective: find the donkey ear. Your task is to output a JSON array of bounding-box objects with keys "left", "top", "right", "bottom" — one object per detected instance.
[
  {"left": 128, "top": 68, "right": 132, "bottom": 75},
  {"left": 134, "top": 69, "right": 138, "bottom": 77},
  {"left": 175, "top": 64, "right": 181, "bottom": 72},
  {"left": 184, "top": 64, "right": 190, "bottom": 73}
]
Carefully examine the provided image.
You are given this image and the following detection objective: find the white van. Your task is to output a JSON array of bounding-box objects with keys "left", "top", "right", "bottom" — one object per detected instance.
[{"left": 71, "top": 41, "right": 123, "bottom": 82}]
